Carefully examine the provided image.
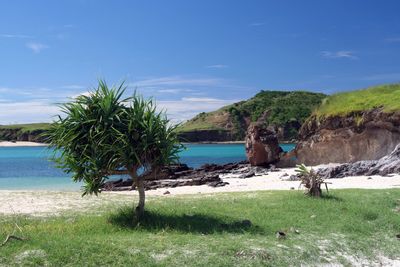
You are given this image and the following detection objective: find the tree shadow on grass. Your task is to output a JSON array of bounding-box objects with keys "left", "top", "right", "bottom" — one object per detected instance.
[
  {"left": 108, "top": 207, "right": 264, "bottom": 234},
  {"left": 320, "top": 194, "right": 343, "bottom": 202}
]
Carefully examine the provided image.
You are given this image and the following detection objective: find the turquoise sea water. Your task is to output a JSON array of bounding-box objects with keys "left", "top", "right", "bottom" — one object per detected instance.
[{"left": 0, "top": 143, "right": 295, "bottom": 191}]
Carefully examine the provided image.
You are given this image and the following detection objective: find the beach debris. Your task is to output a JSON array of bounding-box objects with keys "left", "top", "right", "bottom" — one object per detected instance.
[
  {"left": 238, "top": 171, "right": 256, "bottom": 179},
  {"left": 1, "top": 234, "right": 28, "bottom": 247},
  {"left": 290, "top": 187, "right": 295, "bottom": 190},
  {"left": 276, "top": 231, "right": 286, "bottom": 239},
  {"left": 289, "top": 227, "right": 300, "bottom": 234},
  {"left": 163, "top": 191, "right": 170, "bottom": 195},
  {"left": 280, "top": 173, "right": 289, "bottom": 178},
  {"left": 310, "top": 214, "right": 317, "bottom": 218},
  {"left": 367, "top": 177, "right": 373, "bottom": 180}
]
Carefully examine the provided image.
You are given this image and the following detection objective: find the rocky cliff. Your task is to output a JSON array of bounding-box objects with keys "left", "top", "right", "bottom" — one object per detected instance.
[
  {"left": 291, "top": 84, "right": 400, "bottom": 165},
  {"left": 294, "top": 109, "right": 400, "bottom": 165}
]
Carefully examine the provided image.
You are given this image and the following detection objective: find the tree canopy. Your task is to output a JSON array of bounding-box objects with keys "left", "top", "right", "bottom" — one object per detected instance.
[{"left": 47, "top": 80, "right": 182, "bottom": 216}]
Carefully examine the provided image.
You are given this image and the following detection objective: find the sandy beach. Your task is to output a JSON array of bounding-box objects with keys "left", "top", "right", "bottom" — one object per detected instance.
[
  {"left": 1, "top": 166, "right": 400, "bottom": 216},
  {"left": 0, "top": 141, "right": 48, "bottom": 147}
]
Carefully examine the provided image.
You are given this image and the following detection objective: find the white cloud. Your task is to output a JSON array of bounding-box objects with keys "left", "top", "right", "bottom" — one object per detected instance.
[
  {"left": 26, "top": 42, "right": 49, "bottom": 53},
  {"left": 0, "top": 96, "right": 237, "bottom": 124},
  {"left": 157, "top": 97, "right": 238, "bottom": 123},
  {"left": 321, "top": 50, "right": 357, "bottom": 59},
  {"left": 157, "top": 89, "right": 182, "bottom": 94},
  {"left": 385, "top": 37, "right": 400, "bottom": 43},
  {"left": 0, "top": 101, "right": 60, "bottom": 124},
  {"left": 362, "top": 73, "right": 400, "bottom": 81},
  {"left": 206, "top": 64, "right": 228, "bottom": 69},
  {"left": 181, "top": 97, "right": 227, "bottom": 102},
  {"left": 0, "top": 34, "right": 32, "bottom": 39},
  {"left": 249, "top": 22, "right": 265, "bottom": 27},
  {"left": 131, "top": 76, "right": 223, "bottom": 87},
  {"left": 61, "top": 85, "right": 86, "bottom": 90}
]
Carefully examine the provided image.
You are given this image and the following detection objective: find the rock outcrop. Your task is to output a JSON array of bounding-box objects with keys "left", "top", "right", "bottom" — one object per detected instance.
[
  {"left": 294, "top": 108, "right": 400, "bottom": 165},
  {"left": 102, "top": 161, "right": 272, "bottom": 191},
  {"left": 317, "top": 143, "right": 400, "bottom": 178},
  {"left": 245, "top": 123, "right": 282, "bottom": 166}
]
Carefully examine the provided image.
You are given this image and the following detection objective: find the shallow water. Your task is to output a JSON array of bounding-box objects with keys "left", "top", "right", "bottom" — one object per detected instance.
[{"left": 0, "top": 143, "right": 295, "bottom": 190}]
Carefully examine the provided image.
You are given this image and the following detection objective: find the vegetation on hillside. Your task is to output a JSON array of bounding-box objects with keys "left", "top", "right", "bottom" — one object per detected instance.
[
  {"left": 1, "top": 190, "right": 400, "bottom": 266},
  {"left": 0, "top": 123, "right": 51, "bottom": 142},
  {"left": 314, "top": 83, "right": 400, "bottom": 117},
  {"left": 178, "top": 91, "right": 326, "bottom": 140},
  {"left": 0, "top": 123, "right": 51, "bottom": 132}
]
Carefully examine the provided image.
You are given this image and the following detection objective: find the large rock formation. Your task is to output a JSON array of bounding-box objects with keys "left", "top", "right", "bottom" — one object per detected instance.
[
  {"left": 317, "top": 143, "right": 400, "bottom": 178},
  {"left": 294, "top": 108, "right": 400, "bottom": 165},
  {"left": 245, "top": 123, "right": 282, "bottom": 166}
]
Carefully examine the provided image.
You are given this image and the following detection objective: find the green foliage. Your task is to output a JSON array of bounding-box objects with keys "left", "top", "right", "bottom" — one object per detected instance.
[
  {"left": 315, "top": 83, "right": 400, "bottom": 117},
  {"left": 47, "top": 80, "right": 182, "bottom": 196},
  {"left": 295, "top": 164, "right": 325, "bottom": 197}
]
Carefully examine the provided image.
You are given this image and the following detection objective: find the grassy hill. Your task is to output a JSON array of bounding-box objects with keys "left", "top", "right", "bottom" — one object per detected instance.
[
  {"left": 0, "top": 123, "right": 51, "bottom": 142},
  {"left": 178, "top": 90, "right": 326, "bottom": 141},
  {"left": 314, "top": 83, "right": 400, "bottom": 118}
]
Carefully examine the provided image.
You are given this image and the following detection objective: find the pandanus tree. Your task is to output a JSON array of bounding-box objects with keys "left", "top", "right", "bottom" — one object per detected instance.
[{"left": 47, "top": 80, "right": 182, "bottom": 218}]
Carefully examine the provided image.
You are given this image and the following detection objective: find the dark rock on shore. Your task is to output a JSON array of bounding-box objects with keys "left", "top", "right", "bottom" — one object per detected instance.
[
  {"left": 317, "top": 144, "right": 400, "bottom": 178},
  {"left": 102, "top": 161, "right": 271, "bottom": 191},
  {"left": 245, "top": 123, "right": 282, "bottom": 166}
]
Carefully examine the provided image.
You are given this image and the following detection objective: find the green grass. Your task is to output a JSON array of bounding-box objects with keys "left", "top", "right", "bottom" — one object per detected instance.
[
  {"left": 1, "top": 190, "right": 400, "bottom": 266},
  {"left": 315, "top": 83, "right": 400, "bottom": 117}
]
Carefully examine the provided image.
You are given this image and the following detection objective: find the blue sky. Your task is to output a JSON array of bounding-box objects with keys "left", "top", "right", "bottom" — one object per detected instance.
[{"left": 1, "top": 0, "right": 400, "bottom": 124}]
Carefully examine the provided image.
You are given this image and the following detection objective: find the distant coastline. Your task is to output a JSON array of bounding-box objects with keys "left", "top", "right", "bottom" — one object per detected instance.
[
  {"left": 0, "top": 141, "right": 48, "bottom": 147},
  {"left": 182, "top": 141, "right": 245, "bottom": 145}
]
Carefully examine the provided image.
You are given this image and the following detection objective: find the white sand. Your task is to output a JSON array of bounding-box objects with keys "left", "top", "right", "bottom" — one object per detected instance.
[
  {"left": 142, "top": 168, "right": 400, "bottom": 196},
  {"left": 0, "top": 141, "right": 47, "bottom": 147},
  {"left": 1, "top": 166, "right": 400, "bottom": 215}
]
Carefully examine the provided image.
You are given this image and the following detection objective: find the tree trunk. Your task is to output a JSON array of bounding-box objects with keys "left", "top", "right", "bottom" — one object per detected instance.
[
  {"left": 309, "top": 185, "right": 322, "bottom": 197},
  {"left": 128, "top": 166, "right": 145, "bottom": 219},
  {"left": 135, "top": 176, "right": 145, "bottom": 218}
]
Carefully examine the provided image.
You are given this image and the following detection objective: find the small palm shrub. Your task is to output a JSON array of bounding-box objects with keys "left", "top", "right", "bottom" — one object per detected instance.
[{"left": 295, "top": 164, "right": 324, "bottom": 197}]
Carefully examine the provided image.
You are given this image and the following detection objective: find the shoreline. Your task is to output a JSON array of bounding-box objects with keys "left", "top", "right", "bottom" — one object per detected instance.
[
  {"left": 0, "top": 141, "right": 48, "bottom": 147},
  {"left": 1, "top": 171, "right": 400, "bottom": 215},
  {"left": 0, "top": 140, "right": 296, "bottom": 147}
]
